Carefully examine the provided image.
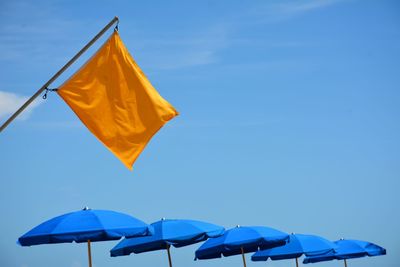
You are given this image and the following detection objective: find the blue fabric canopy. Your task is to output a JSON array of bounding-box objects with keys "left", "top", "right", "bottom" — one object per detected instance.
[
  {"left": 303, "top": 239, "right": 386, "bottom": 264},
  {"left": 195, "top": 225, "right": 289, "bottom": 260},
  {"left": 110, "top": 218, "right": 225, "bottom": 256},
  {"left": 252, "top": 233, "right": 337, "bottom": 261},
  {"left": 18, "top": 208, "right": 152, "bottom": 246}
]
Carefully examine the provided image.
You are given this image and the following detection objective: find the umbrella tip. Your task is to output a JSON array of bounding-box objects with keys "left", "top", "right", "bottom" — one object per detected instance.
[
  {"left": 83, "top": 206, "right": 91, "bottom": 211},
  {"left": 291, "top": 232, "right": 296, "bottom": 235},
  {"left": 340, "top": 237, "right": 345, "bottom": 240},
  {"left": 236, "top": 225, "right": 240, "bottom": 228},
  {"left": 161, "top": 217, "right": 166, "bottom": 220}
]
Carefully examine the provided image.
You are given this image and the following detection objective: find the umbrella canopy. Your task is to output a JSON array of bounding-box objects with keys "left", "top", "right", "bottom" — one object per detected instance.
[
  {"left": 111, "top": 218, "right": 225, "bottom": 267},
  {"left": 303, "top": 239, "right": 386, "bottom": 266},
  {"left": 111, "top": 218, "right": 224, "bottom": 255},
  {"left": 18, "top": 207, "right": 152, "bottom": 267},
  {"left": 251, "top": 233, "right": 337, "bottom": 267},
  {"left": 195, "top": 225, "right": 289, "bottom": 267}
]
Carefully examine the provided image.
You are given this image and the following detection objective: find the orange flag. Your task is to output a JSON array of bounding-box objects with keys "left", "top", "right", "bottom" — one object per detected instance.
[{"left": 57, "top": 31, "right": 178, "bottom": 170}]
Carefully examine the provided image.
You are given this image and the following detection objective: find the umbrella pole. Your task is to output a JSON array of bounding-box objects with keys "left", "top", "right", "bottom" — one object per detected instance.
[
  {"left": 343, "top": 259, "right": 348, "bottom": 267},
  {"left": 240, "top": 247, "right": 247, "bottom": 267},
  {"left": 87, "top": 240, "right": 92, "bottom": 267},
  {"left": 166, "top": 245, "right": 173, "bottom": 267},
  {"left": 295, "top": 257, "right": 299, "bottom": 267}
]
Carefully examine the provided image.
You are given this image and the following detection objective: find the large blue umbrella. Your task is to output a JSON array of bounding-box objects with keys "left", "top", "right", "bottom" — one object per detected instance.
[
  {"left": 195, "top": 225, "right": 289, "bottom": 267},
  {"left": 18, "top": 207, "right": 153, "bottom": 267},
  {"left": 111, "top": 218, "right": 225, "bottom": 267},
  {"left": 303, "top": 239, "right": 386, "bottom": 267},
  {"left": 251, "top": 233, "right": 337, "bottom": 267}
]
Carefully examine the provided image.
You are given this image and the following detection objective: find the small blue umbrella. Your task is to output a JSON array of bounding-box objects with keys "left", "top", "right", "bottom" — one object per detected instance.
[
  {"left": 303, "top": 239, "right": 386, "bottom": 267},
  {"left": 195, "top": 225, "right": 289, "bottom": 267},
  {"left": 18, "top": 207, "right": 152, "bottom": 267},
  {"left": 251, "top": 233, "right": 337, "bottom": 267},
  {"left": 111, "top": 218, "right": 225, "bottom": 267}
]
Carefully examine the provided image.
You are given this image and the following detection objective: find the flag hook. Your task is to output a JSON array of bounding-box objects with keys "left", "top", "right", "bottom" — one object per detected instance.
[
  {"left": 114, "top": 21, "right": 119, "bottom": 32},
  {"left": 43, "top": 87, "right": 58, "bottom": 99}
]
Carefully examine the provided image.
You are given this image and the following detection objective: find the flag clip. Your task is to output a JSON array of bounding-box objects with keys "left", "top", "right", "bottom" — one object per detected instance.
[
  {"left": 114, "top": 21, "right": 119, "bottom": 32},
  {"left": 43, "top": 87, "right": 58, "bottom": 99}
]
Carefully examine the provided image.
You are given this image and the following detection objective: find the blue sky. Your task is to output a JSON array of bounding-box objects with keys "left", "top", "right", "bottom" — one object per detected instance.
[{"left": 0, "top": 0, "right": 399, "bottom": 267}]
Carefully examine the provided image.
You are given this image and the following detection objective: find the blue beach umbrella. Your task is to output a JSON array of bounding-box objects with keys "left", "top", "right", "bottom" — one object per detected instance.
[
  {"left": 251, "top": 233, "right": 337, "bottom": 267},
  {"left": 18, "top": 207, "right": 152, "bottom": 267},
  {"left": 195, "top": 225, "right": 289, "bottom": 267},
  {"left": 303, "top": 239, "right": 386, "bottom": 267},
  {"left": 111, "top": 218, "right": 225, "bottom": 267}
]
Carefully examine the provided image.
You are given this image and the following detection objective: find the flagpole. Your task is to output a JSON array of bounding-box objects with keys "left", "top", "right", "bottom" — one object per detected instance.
[{"left": 0, "top": 16, "right": 119, "bottom": 133}]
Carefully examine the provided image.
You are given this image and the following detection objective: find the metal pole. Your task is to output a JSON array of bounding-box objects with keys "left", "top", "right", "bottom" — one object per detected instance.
[
  {"left": 0, "top": 16, "right": 119, "bottom": 133},
  {"left": 295, "top": 257, "right": 299, "bottom": 267},
  {"left": 166, "top": 244, "right": 173, "bottom": 267},
  {"left": 87, "top": 240, "right": 92, "bottom": 267},
  {"left": 240, "top": 247, "right": 247, "bottom": 267},
  {"left": 344, "top": 259, "right": 348, "bottom": 267}
]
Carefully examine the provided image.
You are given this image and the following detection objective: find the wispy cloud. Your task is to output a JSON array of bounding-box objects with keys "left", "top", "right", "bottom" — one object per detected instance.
[
  {"left": 276, "top": 0, "right": 345, "bottom": 15},
  {"left": 138, "top": 0, "right": 347, "bottom": 71},
  {"left": 29, "top": 120, "right": 83, "bottom": 130},
  {"left": 0, "top": 1, "right": 93, "bottom": 63},
  {"left": 0, "top": 91, "right": 42, "bottom": 121},
  {"left": 245, "top": 0, "right": 348, "bottom": 24},
  {"left": 70, "top": 261, "right": 83, "bottom": 267},
  {"left": 136, "top": 24, "right": 230, "bottom": 70}
]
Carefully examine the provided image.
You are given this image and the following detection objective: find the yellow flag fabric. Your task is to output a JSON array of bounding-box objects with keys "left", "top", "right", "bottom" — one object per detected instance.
[{"left": 57, "top": 31, "right": 178, "bottom": 170}]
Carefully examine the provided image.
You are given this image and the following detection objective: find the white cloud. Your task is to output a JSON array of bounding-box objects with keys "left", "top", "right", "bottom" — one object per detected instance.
[{"left": 0, "top": 91, "right": 42, "bottom": 121}]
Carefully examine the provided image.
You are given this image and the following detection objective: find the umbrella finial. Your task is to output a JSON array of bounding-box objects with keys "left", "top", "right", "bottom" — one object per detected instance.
[
  {"left": 161, "top": 217, "right": 166, "bottom": 221},
  {"left": 236, "top": 225, "right": 241, "bottom": 228},
  {"left": 83, "top": 207, "right": 91, "bottom": 211}
]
